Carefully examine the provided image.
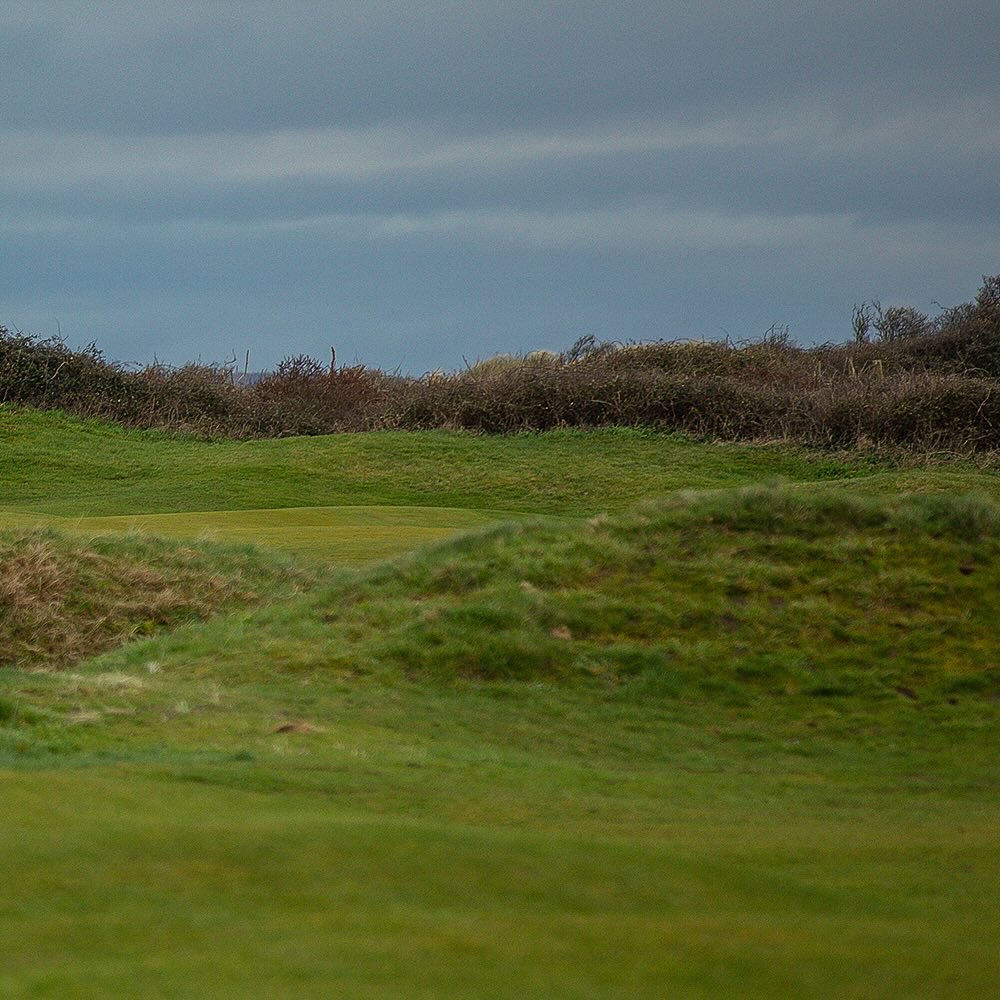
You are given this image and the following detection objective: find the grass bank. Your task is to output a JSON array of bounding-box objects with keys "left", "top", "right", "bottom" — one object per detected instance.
[
  {"left": 2, "top": 406, "right": 876, "bottom": 518},
  {"left": 1, "top": 407, "right": 997, "bottom": 997}
]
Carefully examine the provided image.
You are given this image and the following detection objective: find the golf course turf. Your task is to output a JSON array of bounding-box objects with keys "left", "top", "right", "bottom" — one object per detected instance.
[{"left": 1, "top": 405, "right": 997, "bottom": 997}]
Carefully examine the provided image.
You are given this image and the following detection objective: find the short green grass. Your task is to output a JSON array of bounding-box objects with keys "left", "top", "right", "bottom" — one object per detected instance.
[
  {"left": 0, "top": 404, "right": 906, "bottom": 519},
  {"left": 1, "top": 407, "right": 998, "bottom": 998},
  {"left": 41, "top": 506, "right": 538, "bottom": 564}
]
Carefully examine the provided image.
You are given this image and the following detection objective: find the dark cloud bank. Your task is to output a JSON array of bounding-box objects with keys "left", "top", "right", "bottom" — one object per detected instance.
[{"left": 3, "top": 2, "right": 998, "bottom": 371}]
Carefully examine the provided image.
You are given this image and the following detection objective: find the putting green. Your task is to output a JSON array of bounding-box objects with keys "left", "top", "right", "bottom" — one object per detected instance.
[{"left": 0, "top": 505, "right": 566, "bottom": 564}]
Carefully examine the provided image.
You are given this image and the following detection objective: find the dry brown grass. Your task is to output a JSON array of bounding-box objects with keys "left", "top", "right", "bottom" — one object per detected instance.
[{"left": 0, "top": 529, "right": 309, "bottom": 671}]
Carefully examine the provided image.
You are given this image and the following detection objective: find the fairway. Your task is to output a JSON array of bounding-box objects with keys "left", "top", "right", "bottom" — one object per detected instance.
[
  {"left": 2, "top": 409, "right": 998, "bottom": 998},
  {"left": 3, "top": 765, "right": 996, "bottom": 999}
]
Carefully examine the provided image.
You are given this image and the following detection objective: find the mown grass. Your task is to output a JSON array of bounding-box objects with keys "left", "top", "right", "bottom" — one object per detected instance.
[
  {"left": 2, "top": 759, "right": 996, "bottom": 999},
  {"left": 2, "top": 405, "right": 879, "bottom": 518},
  {"left": 1, "top": 408, "right": 998, "bottom": 997},
  {"left": 32, "top": 506, "right": 531, "bottom": 565}
]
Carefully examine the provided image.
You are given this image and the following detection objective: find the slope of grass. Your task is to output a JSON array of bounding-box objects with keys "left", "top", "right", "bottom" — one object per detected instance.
[
  {"left": 337, "top": 487, "right": 1000, "bottom": 699},
  {"left": 2, "top": 407, "right": 998, "bottom": 997},
  {"left": 2, "top": 486, "right": 997, "bottom": 996},
  {"left": 2, "top": 405, "right": 885, "bottom": 518}
]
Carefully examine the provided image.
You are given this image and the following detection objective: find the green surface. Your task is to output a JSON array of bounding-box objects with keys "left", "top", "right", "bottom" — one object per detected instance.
[
  {"left": 23, "top": 506, "right": 530, "bottom": 565},
  {"left": 1, "top": 758, "right": 995, "bottom": 999},
  {"left": 1, "top": 407, "right": 998, "bottom": 997},
  {"left": 2, "top": 404, "right": 881, "bottom": 518}
]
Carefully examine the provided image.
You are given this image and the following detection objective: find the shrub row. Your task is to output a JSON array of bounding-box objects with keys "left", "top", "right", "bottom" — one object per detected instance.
[
  {"left": 385, "top": 364, "right": 998, "bottom": 451},
  {"left": 2, "top": 276, "right": 998, "bottom": 451},
  {"left": 0, "top": 335, "right": 392, "bottom": 437}
]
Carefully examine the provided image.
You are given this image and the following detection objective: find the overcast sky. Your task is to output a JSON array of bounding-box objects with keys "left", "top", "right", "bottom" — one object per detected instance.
[{"left": 3, "top": 1, "right": 998, "bottom": 372}]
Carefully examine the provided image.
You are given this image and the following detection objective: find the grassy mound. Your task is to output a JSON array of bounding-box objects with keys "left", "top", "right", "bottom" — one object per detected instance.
[
  {"left": 2, "top": 479, "right": 997, "bottom": 996},
  {"left": 0, "top": 528, "right": 314, "bottom": 671},
  {"left": 115, "top": 486, "right": 998, "bottom": 706},
  {"left": 361, "top": 488, "right": 999, "bottom": 701}
]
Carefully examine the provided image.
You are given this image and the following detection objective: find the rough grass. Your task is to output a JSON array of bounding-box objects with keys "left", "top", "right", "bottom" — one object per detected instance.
[
  {"left": 0, "top": 528, "right": 314, "bottom": 671},
  {"left": 369, "top": 488, "right": 1000, "bottom": 700},
  {"left": 76, "top": 486, "right": 999, "bottom": 705}
]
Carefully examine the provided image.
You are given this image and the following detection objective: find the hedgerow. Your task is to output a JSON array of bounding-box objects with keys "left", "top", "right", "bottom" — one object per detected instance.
[{"left": 2, "top": 275, "right": 998, "bottom": 451}]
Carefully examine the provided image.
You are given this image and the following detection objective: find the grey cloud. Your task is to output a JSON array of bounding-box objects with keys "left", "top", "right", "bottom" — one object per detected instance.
[
  {"left": 4, "top": 98, "right": 997, "bottom": 218},
  {"left": 2, "top": 2, "right": 997, "bottom": 373},
  {"left": 4, "top": 2, "right": 998, "bottom": 135}
]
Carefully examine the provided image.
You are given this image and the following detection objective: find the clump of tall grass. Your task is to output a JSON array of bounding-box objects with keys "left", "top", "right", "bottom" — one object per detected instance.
[
  {"left": 0, "top": 528, "right": 315, "bottom": 671},
  {"left": 2, "top": 275, "right": 998, "bottom": 451}
]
